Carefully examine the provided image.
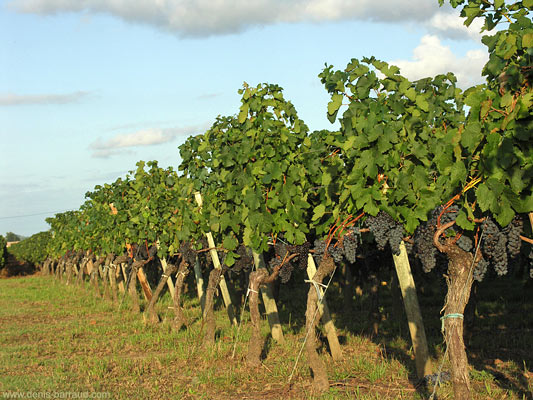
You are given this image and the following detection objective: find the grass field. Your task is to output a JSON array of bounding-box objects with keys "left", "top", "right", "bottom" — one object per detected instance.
[{"left": 0, "top": 273, "right": 531, "bottom": 399}]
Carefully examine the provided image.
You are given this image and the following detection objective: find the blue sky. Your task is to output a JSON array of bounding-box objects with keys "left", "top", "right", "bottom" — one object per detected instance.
[{"left": 1, "top": 0, "right": 490, "bottom": 236}]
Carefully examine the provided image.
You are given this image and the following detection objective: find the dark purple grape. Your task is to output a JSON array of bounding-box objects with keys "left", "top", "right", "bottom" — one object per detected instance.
[
  {"left": 481, "top": 217, "right": 508, "bottom": 276},
  {"left": 365, "top": 211, "right": 405, "bottom": 255}
]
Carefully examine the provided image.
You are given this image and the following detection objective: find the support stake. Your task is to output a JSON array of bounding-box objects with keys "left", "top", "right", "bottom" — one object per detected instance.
[
  {"left": 195, "top": 191, "right": 237, "bottom": 326},
  {"left": 392, "top": 241, "right": 432, "bottom": 379},
  {"left": 252, "top": 251, "right": 284, "bottom": 343},
  {"left": 307, "top": 254, "right": 342, "bottom": 361}
]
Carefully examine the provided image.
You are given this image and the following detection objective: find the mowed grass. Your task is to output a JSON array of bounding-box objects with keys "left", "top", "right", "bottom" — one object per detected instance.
[{"left": 0, "top": 274, "right": 531, "bottom": 399}]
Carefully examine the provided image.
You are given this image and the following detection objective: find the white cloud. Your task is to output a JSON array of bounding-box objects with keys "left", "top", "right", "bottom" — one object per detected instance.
[
  {"left": 90, "top": 149, "right": 136, "bottom": 159},
  {"left": 0, "top": 91, "right": 89, "bottom": 106},
  {"left": 89, "top": 124, "right": 208, "bottom": 158},
  {"left": 196, "top": 92, "right": 223, "bottom": 101},
  {"left": 10, "top": 0, "right": 440, "bottom": 37},
  {"left": 426, "top": 11, "right": 485, "bottom": 41},
  {"left": 389, "top": 35, "right": 488, "bottom": 88},
  {"left": 108, "top": 120, "right": 169, "bottom": 132},
  {"left": 91, "top": 128, "right": 175, "bottom": 150}
]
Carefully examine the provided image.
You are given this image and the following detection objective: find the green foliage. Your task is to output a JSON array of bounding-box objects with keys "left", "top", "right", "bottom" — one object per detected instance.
[
  {"left": 8, "top": 231, "right": 51, "bottom": 265},
  {"left": 0, "top": 235, "right": 6, "bottom": 269},
  {"left": 441, "top": 0, "right": 533, "bottom": 228},
  {"left": 38, "top": 0, "right": 531, "bottom": 266},
  {"left": 319, "top": 58, "right": 466, "bottom": 232},
  {"left": 319, "top": 0, "right": 532, "bottom": 232},
  {"left": 45, "top": 162, "right": 202, "bottom": 260},
  {"left": 179, "top": 83, "right": 318, "bottom": 262},
  {"left": 5, "top": 232, "right": 21, "bottom": 242}
]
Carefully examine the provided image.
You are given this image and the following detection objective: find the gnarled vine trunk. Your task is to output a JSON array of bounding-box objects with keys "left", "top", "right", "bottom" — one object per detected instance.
[
  {"left": 128, "top": 261, "right": 142, "bottom": 313},
  {"left": 91, "top": 256, "right": 105, "bottom": 298},
  {"left": 145, "top": 261, "right": 178, "bottom": 324},
  {"left": 100, "top": 254, "right": 114, "bottom": 301},
  {"left": 77, "top": 257, "right": 88, "bottom": 286},
  {"left": 247, "top": 269, "right": 269, "bottom": 367},
  {"left": 66, "top": 261, "right": 73, "bottom": 285},
  {"left": 42, "top": 259, "right": 50, "bottom": 275},
  {"left": 108, "top": 261, "right": 119, "bottom": 304},
  {"left": 435, "top": 229, "right": 477, "bottom": 400},
  {"left": 305, "top": 254, "right": 335, "bottom": 393},
  {"left": 203, "top": 268, "right": 223, "bottom": 346},
  {"left": 172, "top": 259, "right": 190, "bottom": 331}
]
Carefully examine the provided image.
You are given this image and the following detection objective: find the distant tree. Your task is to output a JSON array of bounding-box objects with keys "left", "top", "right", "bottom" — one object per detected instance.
[{"left": 5, "top": 232, "right": 21, "bottom": 242}]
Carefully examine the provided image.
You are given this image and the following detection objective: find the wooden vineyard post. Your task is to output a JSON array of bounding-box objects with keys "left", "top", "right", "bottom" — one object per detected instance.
[
  {"left": 307, "top": 254, "right": 343, "bottom": 361},
  {"left": 392, "top": 241, "right": 432, "bottom": 379},
  {"left": 160, "top": 260, "right": 176, "bottom": 301},
  {"left": 86, "top": 258, "right": 93, "bottom": 276},
  {"left": 155, "top": 242, "right": 176, "bottom": 301},
  {"left": 120, "top": 264, "right": 127, "bottom": 282},
  {"left": 252, "top": 252, "right": 284, "bottom": 343},
  {"left": 194, "top": 192, "right": 238, "bottom": 326},
  {"left": 137, "top": 266, "right": 153, "bottom": 302},
  {"left": 194, "top": 256, "right": 206, "bottom": 311},
  {"left": 160, "top": 258, "right": 176, "bottom": 301}
]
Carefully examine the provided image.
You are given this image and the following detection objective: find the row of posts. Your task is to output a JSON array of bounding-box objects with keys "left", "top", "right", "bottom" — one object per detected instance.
[{"left": 41, "top": 191, "right": 431, "bottom": 378}]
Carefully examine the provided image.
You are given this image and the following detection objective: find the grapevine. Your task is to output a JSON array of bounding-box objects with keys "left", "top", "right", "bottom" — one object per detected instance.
[{"left": 13, "top": 1, "right": 531, "bottom": 398}]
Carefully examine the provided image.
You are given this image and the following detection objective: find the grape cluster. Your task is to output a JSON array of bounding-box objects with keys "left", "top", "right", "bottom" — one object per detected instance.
[
  {"left": 313, "top": 237, "right": 337, "bottom": 263},
  {"left": 364, "top": 212, "right": 391, "bottom": 250},
  {"left": 272, "top": 241, "right": 293, "bottom": 283},
  {"left": 312, "top": 237, "right": 340, "bottom": 265},
  {"left": 292, "top": 242, "right": 311, "bottom": 270},
  {"left": 343, "top": 228, "right": 361, "bottom": 264},
  {"left": 131, "top": 243, "right": 157, "bottom": 260},
  {"left": 329, "top": 243, "right": 344, "bottom": 263},
  {"left": 313, "top": 239, "right": 327, "bottom": 262},
  {"left": 312, "top": 230, "right": 360, "bottom": 265},
  {"left": 274, "top": 241, "right": 289, "bottom": 259},
  {"left": 179, "top": 241, "right": 196, "bottom": 266},
  {"left": 233, "top": 245, "right": 253, "bottom": 273},
  {"left": 473, "top": 257, "right": 488, "bottom": 282},
  {"left": 503, "top": 215, "right": 523, "bottom": 259},
  {"left": 412, "top": 205, "right": 528, "bottom": 279},
  {"left": 439, "top": 205, "right": 459, "bottom": 225},
  {"left": 413, "top": 206, "right": 455, "bottom": 273},
  {"left": 364, "top": 211, "right": 405, "bottom": 255},
  {"left": 414, "top": 221, "right": 438, "bottom": 273},
  {"left": 269, "top": 256, "right": 289, "bottom": 283},
  {"left": 456, "top": 235, "right": 473, "bottom": 252},
  {"left": 481, "top": 217, "right": 508, "bottom": 276}
]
